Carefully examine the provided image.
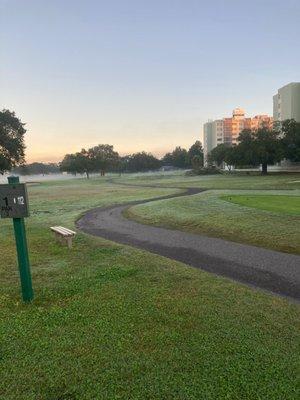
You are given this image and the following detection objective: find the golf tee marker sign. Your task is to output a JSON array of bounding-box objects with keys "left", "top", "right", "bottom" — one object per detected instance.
[
  {"left": 0, "top": 176, "right": 34, "bottom": 303},
  {"left": 0, "top": 183, "right": 29, "bottom": 218}
]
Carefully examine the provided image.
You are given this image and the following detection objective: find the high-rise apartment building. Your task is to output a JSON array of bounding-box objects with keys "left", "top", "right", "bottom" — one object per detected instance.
[
  {"left": 273, "top": 82, "right": 300, "bottom": 122},
  {"left": 203, "top": 119, "right": 224, "bottom": 159},
  {"left": 223, "top": 108, "right": 246, "bottom": 145},
  {"left": 213, "top": 119, "right": 224, "bottom": 145},
  {"left": 203, "top": 108, "right": 273, "bottom": 162},
  {"left": 203, "top": 120, "right": 214, "bottom": 159}
]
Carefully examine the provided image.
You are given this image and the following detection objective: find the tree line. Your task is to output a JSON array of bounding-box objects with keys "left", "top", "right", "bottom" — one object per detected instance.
[
  {"left": 208, "top": 120, "right": 300, "bottom": 174},
  {"left": 13, "top": 162, "right": 60, "bottom": 175},
  {"left": 2, "top": 108, "right": 299, "bottom": 177},
  {"left": 59, "top": 141, "right": 204, "bottom": 178}
]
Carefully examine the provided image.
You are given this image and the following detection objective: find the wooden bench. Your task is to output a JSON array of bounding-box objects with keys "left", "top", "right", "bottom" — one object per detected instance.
[{"left": 50, "top": 226, "right": 76, "bottom": 249}]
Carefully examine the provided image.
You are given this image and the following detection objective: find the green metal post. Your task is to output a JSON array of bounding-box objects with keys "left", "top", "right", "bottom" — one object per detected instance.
[{"left": 8, "top": 176, "right": 34, "bottom": 302}]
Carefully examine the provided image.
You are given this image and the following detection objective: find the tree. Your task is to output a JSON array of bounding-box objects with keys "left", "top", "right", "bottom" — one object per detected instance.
[
  {"left": 162, "top": 146, "right": 189, "bottom": 168},
  {"left": 60, "top": 154, "right": 78, "bottom": 175},
  {"left": 232, "top": 129, "right": 259, "bottom": 167},
  {"left": 88, "top": 144, "right": 119, "bottom": 176},
  {"left": 117, "top": 156, "right": 130, "bottom": 174},
  {"left": 60, "top": 144, "right": 119, "bottom": 178},
  {"left": 60, "top": 151, "right": 92, "bottom": 178},
  {"left": 172, "top": 147, "right": 189, "bottom": 168},
  {"left": 223, "top": 146, "right": 240, "bottom": 171},
  {"left": 208, "top": 143, "right": 240, "bottom": 171},
  {"left": 234, "top": 128, "right": 283, "bottom": 174},
  {"left": 0, "top": 109, "right": 26, "bottom": 174},
  {"left": 161, "top": 152, "right": 173, "bottom": 165},
  {"left": 208, "top": 144, "right": 230, "bottom": 167},
  {"left": 280, "top": 119, "right": 300, "bottom": 162},
  {"left": 191, "top": 155, "right": 203, "bottom": 170},
  {"left": 75, "top": 150, "right": 94, "bottom": 178},
  {"left": 188, "top": 140, "right": 203, "bottom": 167},
  {"left": 253, "top": 128, "right": 283, "bottom": 174},
  {"left": 126, "top": 152, "right": 161, "bottom": 172},
  {"left": 13, "top": 162, "right": 60, "bottom": 175}
]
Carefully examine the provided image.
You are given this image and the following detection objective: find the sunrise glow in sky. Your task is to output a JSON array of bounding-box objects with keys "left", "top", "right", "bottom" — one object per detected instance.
[{"left": 1, "top": 0, "right": 300, "bottom": 162}]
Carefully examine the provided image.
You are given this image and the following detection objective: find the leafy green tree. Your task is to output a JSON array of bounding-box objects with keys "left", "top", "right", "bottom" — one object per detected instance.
[
  {"left": 60, "top": 152, "right": 92, "bottom": 178},
  {"left": 88, "top": 144, "right": 119, "bottom": 176},
  {"left": 234, "top": 128, "right": 283, "bottom": 174},
  {"left": 161, "top": 152, "right": 173, "bottom": 165},
  {"left": 126, "top": 152, "right": 161, "bottom": 172},
  {"left": 162, "top": 146, "right": 189, "bottom": 168},
  {"left": 61, "top": 145, "right": 119, "bottom": 178},
  {"left": 232, "top": 129, "right": 259, "bottom": 167},
  {"left": 280, "top": 119, "right": 300, "bottom": 162},
  {"left": 208, "top": 144, "right": 230, "bottom": 167},
  {"left": 223, "top": 146, "right": 240, "bottom": 171},
  {"left": 0, "top": 109, "right": 26, "bottom": 174},
  {"left": 117, "top": 156, "right": 130, "bottom": 174},
  {"left": 209, "top": 143, "right": 240, "bottom": 171},
  {"left": 191, "top": 155, "right": 203, "bottom": 170},
  {"left": 253, "top": 128, "right": 283, "bottom": 174},
  {"left": 13, "top": 162, "right": 60, "bottom": 175},
  {"left": 172, "top": 147, "right": 189, "bottom": 168},
  {"left": 188, "top": 140, "right": 203, "bottom": 167},
  {"left": 60, "top": 154, "right": 78, "bottom": 175},
  {"left": 74, "top": 151, "right": 93, "bottom": 178}
]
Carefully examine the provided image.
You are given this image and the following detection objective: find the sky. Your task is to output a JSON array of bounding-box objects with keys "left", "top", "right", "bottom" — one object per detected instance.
[{"left": 1, "top": 0, "right": 300, "bottom": 163}]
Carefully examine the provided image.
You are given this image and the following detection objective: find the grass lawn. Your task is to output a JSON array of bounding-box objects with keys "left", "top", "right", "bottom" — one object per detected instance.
[
  {"left": 0, "top": 176, "right": 299, "bottom": 399},
  {"left": 126, "top": 189, "right": 300, "bottom": 254},
  {"left": 122, "top": 172, "right": 300, "bottom": 254},
  {"left": 117, "top": 171, "right": 300, "bottom": 190},
  {"left": 221, "top": 194, "right": 300, "bottom": 216}
]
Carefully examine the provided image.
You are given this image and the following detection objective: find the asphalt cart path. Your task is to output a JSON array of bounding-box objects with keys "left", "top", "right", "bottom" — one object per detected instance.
[{"left": 77, "top": 184, "right": 300, "bottom": 301}]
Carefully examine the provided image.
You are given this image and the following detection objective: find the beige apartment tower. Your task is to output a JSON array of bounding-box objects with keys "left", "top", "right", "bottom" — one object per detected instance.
[{"left": 273, "top": 82, "right": 300, "bottom": 122}]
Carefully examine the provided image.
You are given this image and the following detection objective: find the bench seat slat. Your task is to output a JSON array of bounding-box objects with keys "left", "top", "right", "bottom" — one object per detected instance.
[
  {"left": 56, "top": 226, "right": 76, "bottom": 235},
  {"left": 51, "top": 226, "right": 75, "bottom": 234},
  {"left": 51, "top": 226, "right": 76, "bottom": 236},
  {"left": 51, "top": 226, "right": 70, "bottom": 235},
  {"left": 52, "top": 230, "right": 74, "bottom": 236}
]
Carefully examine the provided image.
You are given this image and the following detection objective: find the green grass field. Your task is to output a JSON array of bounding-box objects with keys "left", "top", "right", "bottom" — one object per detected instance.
[
  {"left": 1, "top": 174, "right": 300, "bottom": 399},
  {"left": 123, "top": 172, "right": 300, "bottom": 254},
  {"left": 221, "top": 194, "right": 300, "bottom": 215},
  {"left": 116, "top": 171, "right": 300, "bottom": 190},
  {"left": 126, "top": 190, "right": 300, "bottom": 254}
]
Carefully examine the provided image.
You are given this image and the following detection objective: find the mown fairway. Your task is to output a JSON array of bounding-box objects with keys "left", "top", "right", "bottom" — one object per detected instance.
[
  {"left": 117, "top": 171, "right": 300, "bottom": 190},
  {"left": 221, "top": 194, "right": 300, "bottom": 215},
  {"left": 124, "top": 173, "right": 300, "bottom": 254},
  {"left": 0, "top": 174, "right": 299, "bottom": 399}
]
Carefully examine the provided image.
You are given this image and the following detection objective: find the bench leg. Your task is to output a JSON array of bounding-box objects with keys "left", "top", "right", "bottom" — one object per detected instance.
[
  {"left": 52, "top": 232, "right": 74, "bottom": 248},
  {"left": 54, "top": 232, "right": 61, "bottom": 243},
  {"left": 66, "top": 237, "right": 73, "bottom": 249}
]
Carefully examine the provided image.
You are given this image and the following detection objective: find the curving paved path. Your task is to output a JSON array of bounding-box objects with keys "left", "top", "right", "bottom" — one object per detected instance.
[{"left": 77, "top": 185, "right": 300, "bottom": 301}]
